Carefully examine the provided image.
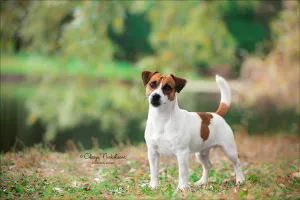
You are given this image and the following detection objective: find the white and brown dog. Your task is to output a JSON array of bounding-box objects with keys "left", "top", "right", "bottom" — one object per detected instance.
[{"left": 142, "top": 71, "right": 245, "bottom": 191}]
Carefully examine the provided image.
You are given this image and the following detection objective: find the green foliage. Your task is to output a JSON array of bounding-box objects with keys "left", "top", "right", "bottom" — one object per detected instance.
[
  {"left": 1, "top": 0, "right": 275, "bottom": 72},
  {"left": 108, "top": 12, "right": 154, "bottom": 62},
  {"left": 0, "top": 0, "right": 28, "bottom": 52},
  {"left": 60, "top": 1, "right": 130, "bottom": 64},
  {"left": 2, "top": 0, "right": 297, "bottom": 144},
  {"left": 27, "top": 79, "right": 147, "bottom": 142},
  {"left": 221, "top": 0, "right": 275, "bottom": 54},
  {"left": 136, "top": 1, "right": 237, "bottom": 73},
  {"left": 21, "top": 1, "right": 76, "bottom": 54},
  {"left": 248, "top": 174, "right": 260, "bottom": 183}
]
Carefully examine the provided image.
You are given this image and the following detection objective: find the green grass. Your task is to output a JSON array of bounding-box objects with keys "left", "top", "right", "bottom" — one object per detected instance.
[{"left": 1, "top": 134, "right": 299, "bottom": 199}]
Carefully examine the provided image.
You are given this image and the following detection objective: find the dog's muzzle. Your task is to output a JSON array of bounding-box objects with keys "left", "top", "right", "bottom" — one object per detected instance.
[{"left": 150, "top": 93, "right": 161, "bottom": 107}]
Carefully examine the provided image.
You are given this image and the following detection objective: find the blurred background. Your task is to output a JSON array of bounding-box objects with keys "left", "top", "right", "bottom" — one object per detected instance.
[{"left": 0, "top": 0, "right": 299, "bottom": 152}]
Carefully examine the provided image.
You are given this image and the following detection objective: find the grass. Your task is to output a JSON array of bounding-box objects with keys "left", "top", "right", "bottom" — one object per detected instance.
[{"left": 1, "top": 133, "right": 299, "bottom": 199}]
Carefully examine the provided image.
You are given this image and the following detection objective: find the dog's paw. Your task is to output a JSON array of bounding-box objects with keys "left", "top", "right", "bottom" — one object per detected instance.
[
  {"left": 236, "top": 177, "right": 245, "bottom": 185},
  {"left": 195, "top": 178, "right": 208, "bottom": 186},
  {"left": 149, "top": 182, "right": 159, "bottom": 190},
  {"left": 236, "top": 174, "right": 245, "bottom": 185},
  {"left": 175, "top": 184, "right": 189, "bottom": 193}
]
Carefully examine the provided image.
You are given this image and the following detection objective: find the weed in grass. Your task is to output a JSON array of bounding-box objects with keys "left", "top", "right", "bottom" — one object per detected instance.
[
  {"left": 248, "top": 173, "right": 260, "bottom": 183},
  {"left": 190, "top": 170, "right": 200, "bottom": 183}
]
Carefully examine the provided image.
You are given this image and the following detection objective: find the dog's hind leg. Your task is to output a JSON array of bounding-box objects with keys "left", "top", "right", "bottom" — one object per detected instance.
[
  {"left": 221, "top": 142, "right": 245, "bottom": 185},
  {"left": 195, "top": 148, "right": 211, "bottom": 186}
]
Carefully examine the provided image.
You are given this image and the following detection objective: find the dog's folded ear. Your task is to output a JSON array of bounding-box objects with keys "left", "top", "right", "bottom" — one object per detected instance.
[
  {"left": 142, "top": 71, "right": 158, "bottom": 86},
  {"left": 171, "top": 74, "right": 187, "bottom": 93}
]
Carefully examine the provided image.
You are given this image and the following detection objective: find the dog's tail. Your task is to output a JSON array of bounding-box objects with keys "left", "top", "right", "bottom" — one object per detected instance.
[{"left": 215, "top": 75, "right": 231, "bottom": 118}]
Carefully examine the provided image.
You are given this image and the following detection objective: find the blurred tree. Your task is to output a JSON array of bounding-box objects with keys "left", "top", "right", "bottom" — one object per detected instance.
[
  {"left": 134, "top": 0, "right": 271, "bottom": 76},
  {"left": 20, "top": 0, "right": 76, "bottom": 54},
  {"left": 20, "top": 1, "right": 151, "bottom": 143},
  {"left": 238, "top": 0, "right": 299, "bottom": 112},
  {"left": 108, "top": 11, "right": 154, "bottom": 62},
  {"left": 0, "top": 0, "right": 29, "bottom": 53},
  {"left": 2, "top": 0, "right": 277, "bottom": 73},
  {"left": 60, "top": 1, "right": 131, "bottom": 64},
  {"left": 136, "top": 1, "right": 237, "bottom": 75},
  {"left": 134, "top": 0, "right": 281, "bottom": 77},
  {"left": 2, "top": 0, "right": 291, "bottom": 144},
  {"left": 222, "top": 0, "right": 265, "bottom": 53},
  {"left": 27, "top": 78, "right": 147, "bottom": 142}
]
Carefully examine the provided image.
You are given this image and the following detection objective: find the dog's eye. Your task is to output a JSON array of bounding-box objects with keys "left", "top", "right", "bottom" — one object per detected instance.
[
  {"left": 149, "top": 81, "right": 157, "bottom": 88},
  {"left": 163, "top": 85, "right": 172, "bottom": 91}
]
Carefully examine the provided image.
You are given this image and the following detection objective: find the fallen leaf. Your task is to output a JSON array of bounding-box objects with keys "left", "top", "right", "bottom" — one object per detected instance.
[
  {"left": 53, "top": 187, "right": 64, "bottom": 194},
  {"left": 279, "top": 183, "right": 285, "bottom": 188},
  {"left": 292, "top": 172, "right": 300, "bottom": 178},
  {"left": 233, "top": 188, "right": 238, "bottom": 193},
  {"left": 94, "top": 178, "right": 101, "bottom": 183},
  {"left": 83, "top": 183, "right": 91, "bottom": 191},
  {"left": 243, "top": 188, "right": 248, "bottom": 196},
  {"left": 72, "top": 181, "right": 81, "bottom": 188}
]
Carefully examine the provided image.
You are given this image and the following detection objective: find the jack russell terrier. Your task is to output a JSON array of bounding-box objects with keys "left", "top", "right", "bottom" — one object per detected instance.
[{"left": 142, "top": 71, "right": 245, "bottom": 191}]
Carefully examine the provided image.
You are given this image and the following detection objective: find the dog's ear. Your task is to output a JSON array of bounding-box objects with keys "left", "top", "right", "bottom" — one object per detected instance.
[
  {"left": 141, "top": 71, "right": 158, "bottom": 86},
  {"left": 171, "top": 74, "right": 187, "bottom": 93}
]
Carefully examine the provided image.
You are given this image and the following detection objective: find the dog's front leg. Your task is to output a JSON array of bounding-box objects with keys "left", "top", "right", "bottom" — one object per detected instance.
[
  {"left": 148, "top": 148, "right": 160, "bottom": 189},
  {"left": 176, "top": 149, "right": 189, "bottom": 191}
]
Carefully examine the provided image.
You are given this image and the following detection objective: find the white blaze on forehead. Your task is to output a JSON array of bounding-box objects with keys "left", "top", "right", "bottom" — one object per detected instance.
[
  {"left": 151, "top": 78, "right": 164, "bottom": 96},
  {"left": 149, "top": 77, "right": 170, "bottom": 105}
]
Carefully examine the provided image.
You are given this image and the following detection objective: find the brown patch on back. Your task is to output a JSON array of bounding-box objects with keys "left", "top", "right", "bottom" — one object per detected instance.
[
  {"left": 197, "top": 112, "right": 213, "bottom": 141},
  {"left": 145, "top": 73, "right": 163, "bottom": 96},
  {"left": 215, "top": 102, "right": 229, "bottom": 118},
  {"left": 161, "top": 75, "right": 176, "bottom": 101}
]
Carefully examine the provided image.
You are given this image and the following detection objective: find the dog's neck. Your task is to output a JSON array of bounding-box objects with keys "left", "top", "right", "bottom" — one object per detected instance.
[{"left": 148, "top": 96, "right": 180, "bottom": 121}]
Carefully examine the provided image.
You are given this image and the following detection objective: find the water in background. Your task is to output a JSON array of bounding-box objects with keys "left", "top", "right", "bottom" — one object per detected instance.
[{"left": 1, "top": 85, "right": 298, "bottom": 153}]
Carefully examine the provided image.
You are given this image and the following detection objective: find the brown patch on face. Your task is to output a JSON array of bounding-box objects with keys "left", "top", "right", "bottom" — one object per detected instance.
[
  {"left": 197, "top": 112, "right": 213, "bottom": 141},
  {"left": 161, "top": 75, "right": 176, "bottom": 101},
  {"left": 142, "top": 71, "right": 187, "bottom": 99},
  {"left": 215, "top": 102, "right": 229, "bottom": 118},
  {"left": 145, "top": 73, "right": 163, "bottom": 96}
]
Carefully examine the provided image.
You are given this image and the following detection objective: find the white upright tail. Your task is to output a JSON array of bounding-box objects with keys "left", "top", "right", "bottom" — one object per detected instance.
[{"left": 215, "top": 75, "right": 231, "bottom": 117}]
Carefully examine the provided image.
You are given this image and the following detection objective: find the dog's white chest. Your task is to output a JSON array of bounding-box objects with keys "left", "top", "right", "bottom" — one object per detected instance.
[
  {"left": 145, "top": 116, "right": 188, "bottom": 156},
  {"left": 146, "top": 132, "right": 177, "bottom": 156}
]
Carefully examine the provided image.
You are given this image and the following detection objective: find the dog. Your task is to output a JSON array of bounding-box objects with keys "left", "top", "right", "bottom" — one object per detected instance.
[{"left": 142, "top": 71, "right": 245, "bottom": 191}]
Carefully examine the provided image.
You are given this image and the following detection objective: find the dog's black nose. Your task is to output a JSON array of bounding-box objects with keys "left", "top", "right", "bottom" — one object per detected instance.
[
  {"left": 151, "top": 94, "right": 161, "bottom": 107},
  {"left": 152, "top": 94, "right": 161, "bottom": 101}
]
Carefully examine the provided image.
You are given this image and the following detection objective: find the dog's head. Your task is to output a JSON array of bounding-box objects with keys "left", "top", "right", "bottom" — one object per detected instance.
[{"left": 141, "top": 71, "right": 187, "bottom": 107}]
